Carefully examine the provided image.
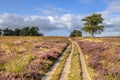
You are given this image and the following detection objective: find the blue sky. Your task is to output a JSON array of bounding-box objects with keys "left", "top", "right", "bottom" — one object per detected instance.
[
  {"left": 0, "top": 0, "right": 106, "bottom": 15},
  {"left": 0, "top": 0, "right": 120, "bottom": 36}
]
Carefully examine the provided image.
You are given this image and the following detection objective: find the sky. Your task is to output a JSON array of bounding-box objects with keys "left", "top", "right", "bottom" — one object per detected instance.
[{"left": 0, "top": 0, "right": 120, "bottom": 36}]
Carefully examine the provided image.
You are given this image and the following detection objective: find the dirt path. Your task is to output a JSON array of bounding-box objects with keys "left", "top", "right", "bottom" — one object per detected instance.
[
  {"left": 73, "top": 41, "right": 91, "bottom": 80},
  {"left": 59, "top": 40, "right": 74, "bottom": 80},
  {"left": 42, "top": 39, "right": 91, "bottom": 80},
  {"left": 41, "top": 44, "right": 70, "bottom": 80}
]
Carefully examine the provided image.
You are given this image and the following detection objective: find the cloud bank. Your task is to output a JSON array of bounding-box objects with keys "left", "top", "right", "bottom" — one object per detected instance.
[{"left": 0, "top": 13, "right": 83, "bottom": 31}]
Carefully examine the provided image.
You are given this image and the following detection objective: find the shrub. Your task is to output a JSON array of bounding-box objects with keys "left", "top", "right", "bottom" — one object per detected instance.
[{"left": 5, "top": 54, "right": 35, "bottom": 73}]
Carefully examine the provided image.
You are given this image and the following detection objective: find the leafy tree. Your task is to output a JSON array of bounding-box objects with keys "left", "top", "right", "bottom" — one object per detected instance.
[
  {"left": 13, "top": 28, "right": 21, "bottom": 36},
  {"left": 29, "top": 26, "right": 43, "bottom": 36},
  {"left": 70, "top": 30, "right": 82, "bottom": 37},
  {"left": 20, "top": 26, "right": 43, "bottom": 36},
  {"left": 82, "top": 13, "right": 104, "bottom": 37},
  {"left": 20, "top": 27, "right": 30, "bottom": 36},
  {"left": 3, "top": 28, "right": 14, "bottom": 36},
  {"left": 0, "top": 29, "right": 2, "bottom": 36}
]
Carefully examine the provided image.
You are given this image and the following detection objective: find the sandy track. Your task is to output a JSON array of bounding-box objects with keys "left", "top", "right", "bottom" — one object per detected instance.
[
  {"left": 41, "top": 43, "right": 70, "bottom": 80},
  {"left": 73, "top": 41, "right": 91, "bottom": 80},
  {"left": 59, "top": 40, "right": 74, "bottom": 80},
  {"left": 42, "top": 39, "right": 91, "bottom": 80}
]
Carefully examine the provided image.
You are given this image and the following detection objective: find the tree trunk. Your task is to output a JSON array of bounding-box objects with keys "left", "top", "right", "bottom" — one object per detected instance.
[{"left": 91, "top": 33, "right": 94, "bottom": 37}]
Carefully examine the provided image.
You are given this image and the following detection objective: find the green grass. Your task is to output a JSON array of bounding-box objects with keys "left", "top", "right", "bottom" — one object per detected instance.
[
  {"left": 5, "top": 53, "right": 35, "bottom": 73},
  {"left": 50, "top": 43, "right": 71, "bottom": 80},
  {"left": 68, "top": 44, "right": 81, "bottom": 80}
]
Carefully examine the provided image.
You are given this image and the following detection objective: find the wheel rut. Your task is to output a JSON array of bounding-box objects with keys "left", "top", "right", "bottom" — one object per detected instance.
[
  {"left": 41, "top": 40, "right": 71, "bottom": 80},
  {"left": 73, "top": 40, "right": 91, "bottom": 80},
  {"left": 59, "top": 40, "right": 74, "bottom": 80}
]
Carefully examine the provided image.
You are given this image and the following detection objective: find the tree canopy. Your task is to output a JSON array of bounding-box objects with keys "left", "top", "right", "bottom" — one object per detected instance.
[
  {"left": 82, "top": 13, "right": 104, "bottom": 37},
  {"left": 70, "top": 30, "right": 82, "bottom": 37},
  {"left": 0, "top": 29, "right": 2, "bottom": 36},
  {"left": 0, "top": 26, "right": 43, "bottom": 36},
  {"left": 3, "top": 28, "right": 14, "bottom": 36}
]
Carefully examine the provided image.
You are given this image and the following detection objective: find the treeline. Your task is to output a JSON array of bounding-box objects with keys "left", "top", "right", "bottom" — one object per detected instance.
[{"left": 0, "top": 26, "right": 43, "bottom": 36}]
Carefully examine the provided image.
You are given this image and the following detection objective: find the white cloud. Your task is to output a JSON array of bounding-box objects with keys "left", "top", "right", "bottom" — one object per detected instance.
[
  {"left": 107, "top": 0, "right": 120, "bottom": 11},
  {"left": 97, "top": 0, "right": 120, "bottom": 36},
  {"left": 0, "top": 13, "right": 83, "bottom": 31},
  {"left": 101, "top": 0, "right": 120, "bottom": 16},
  {"left": 61, "top": 14, "right": 83, "bottom": 29},
  {"left": 0, "top": 11, "right": 120, "bottom": 36}
]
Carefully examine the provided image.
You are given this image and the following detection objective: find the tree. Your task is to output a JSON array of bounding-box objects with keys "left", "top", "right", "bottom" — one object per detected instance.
[
  {"left": 29, "top": 26, "right": 43, "bottom": 36},
  {"left": 82, "top": 13, "right": 104, "bottom": 37},
  {"left": 20, "top": 26, "right": 43, "bottom": 36},
  {"left": 70, "top": 30, "right": 82, "bottom": 37},
  {"left": 2, "top": 26, "right": 43, "bottom": 36},
  {"left": 20, "top": 27, "right": 30, "bottom": 36},
  {"left": 0, "top": 29, "right": 1, "bottom": 36},
  {"left": 3, "top": 28, "right": 14, "bottom": 36},
  {"left": 13, "top": 28, "right": 21, "bottom": 36}
]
